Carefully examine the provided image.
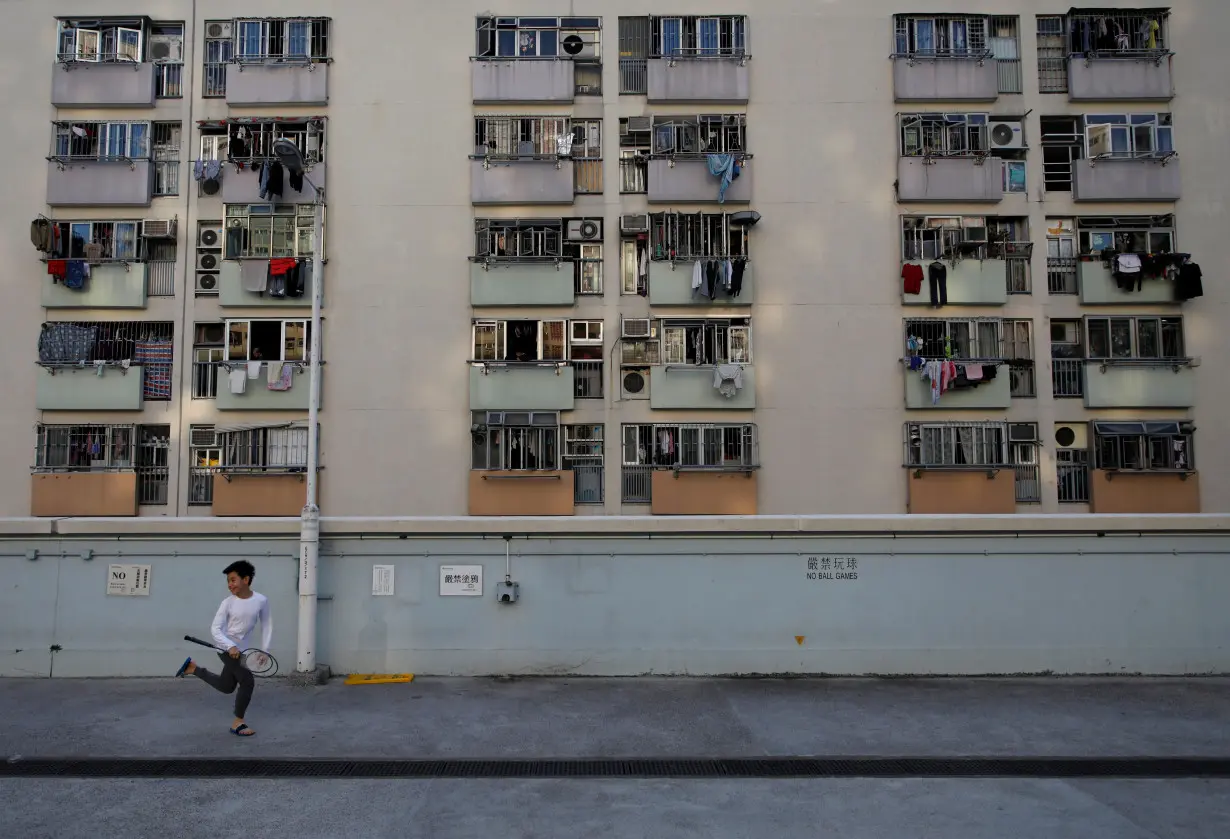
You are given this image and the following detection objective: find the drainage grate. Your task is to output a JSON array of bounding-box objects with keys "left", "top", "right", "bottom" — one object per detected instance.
[{"left": 3, "top": 757, "right": 1230, "bottom": 780}]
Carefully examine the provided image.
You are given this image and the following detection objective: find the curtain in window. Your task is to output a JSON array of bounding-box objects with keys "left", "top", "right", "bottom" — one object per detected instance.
[
  {"left": 104, "top": 123, "right": 128, "bottom": 158},
  {"left": 661, "top": 19, "right": 682, "bottom": 55},
  {"left": 287, "top": 21, "right": 310, "bottom": 57},
  {"left": 238, "top": 22, "right": 263, "bottom": 57},
  {"left": 956, "top": 427, "right": 974, "bottom": 465},
  {"left": 698, "top": 19, "right": 719, "bottom": 55}
]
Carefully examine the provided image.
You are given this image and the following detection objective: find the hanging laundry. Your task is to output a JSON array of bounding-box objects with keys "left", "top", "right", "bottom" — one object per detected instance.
[
  {"left": 39, "top": 322, "right": 96, "bottom": 363},
  {"left": 204, "top": 159, "right": 221, "bottom": 181},
  {"left": 83, "top": 242, "right": 103, "bottom": 265},
  {"left": 706, "top": 153, "right": 737, "bottom": 203},
  {"left": 230, "top": 136, "right": 249, "bottom": 159},
  {"left": 226, "top": 225, "right": 247, "bottom": 259},
  {"left": 1175, "top": 261, "right": 1203, "bottom": 301},
  {"left": 133, "top": 340, "right": 173, "bottom": 400},
  {"left": 193, "top": 158, "right": 204, "bottom": 181},
  {"left": 691, "top": 260, "right": 704, "bottom": 294},
  {"left": 730, "top": 260, "right": 747, "bottom": 297},
  {"left": 268, "top": 363, "right": 294, "bottom": 392},
  {"left": 240, "top": 259, "right": 267, "bottom": 292},
  {"left": 288, "top": 168, "right": 304, "bottom": 192},
  {"left": 64, "top": 260, "right": 88, "bottom": 291},
  {"left": 963, "top": 363, "right": 984, "bottom": 382},
  {"left": 247, "top": 360, "right": 262, "bottom": 380},
  {"left": 266, "top": 161, "right": 284, "bottom": 198},
  {"left": 228, "top": 368, "right": 247, "bottom": 395},
  {"left": 46, "top": 259, "right": 68, "bottom": 281},
  {"left": 928, "top": 261, "right": 948, "bottom": 308},
  {"left": 287, "top": 260, "right": 306, "bottom": 298},
  {"left": 713, "top": 364, "right": 744, "bottom": 398},
  {"left": 31, "top": 218, "right": 54, "bottom": 253},
  {"left": 258, "top": 162, "right": 271, "bottom": 199},
  {"left": 901, "top": 263, "right": 924, "bottom": 295},
  {"left": 723, "top": 259, "right": 733, "bottom": 291}
]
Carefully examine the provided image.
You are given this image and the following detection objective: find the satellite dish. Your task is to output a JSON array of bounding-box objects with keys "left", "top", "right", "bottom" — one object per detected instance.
[{"left": 562, "top": 34, "right": 585, "bottom": 55}]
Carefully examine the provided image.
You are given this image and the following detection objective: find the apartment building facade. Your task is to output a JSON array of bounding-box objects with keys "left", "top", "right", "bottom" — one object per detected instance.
[{"left": 2, "top": 0, "right": 1226, "bottom": 519}]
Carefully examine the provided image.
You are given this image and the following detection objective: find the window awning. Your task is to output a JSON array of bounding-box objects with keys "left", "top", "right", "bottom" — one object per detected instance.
[
  {"left": 214, "top": 420, "right": 309, "bottom": 435},
  {"left": 1094, "top": 421, "right": 1181, "bottom": 436}
]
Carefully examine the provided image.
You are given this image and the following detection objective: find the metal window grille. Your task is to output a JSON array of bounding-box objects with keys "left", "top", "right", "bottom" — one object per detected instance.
[
  {"left": 146, "top": 258, "right": 176, "bottom": 297},
  {"left": 233, "top": 17, "right": 331, "bottom": 62},
  {"left": 1047, "top": 256, "right": 1078, "bottom": 294},
  {"left": 1051, "top": 359, "right": 1084, "bottom": 397},
  {"left": 34, "top": 424, "right": 135, "bottom": 471},
  {"left": 903, "top": 421, "right": 1008, "bottom": 468},
  {"left": 1067, "top": 11, "right": 1168, "bottom": 56},
  {"left": 989, "top": 16, "right": 1022, "bottom": 94},
  {"left": 572, "top": 361, "right": 604, "bottom": 399},
  {"left": 475, "top": 116, "right": 572, "bottom": 157},
  {"left": 37, "top": 321, "right": 174, "bottom": 401},
  {"left": 203, "top": 34, "right": 232, "bottom": 97},
  {"left": 48, "top": 220, "right": 146, "bottom": 261},
  {"left": 50, "top": 120, "right": 155, "bottom": 161},
  {"left": 1094, "top": 424, "right": 1193, "bottom": 472},
  {"left": 136, "top": 425, "right": 170, "bottom": 505},
  {"left": 471, "top": 412, "right": 561, "bottom": 471},
  {"left": 1057, "top": 449, "right": 1090, "bottom": 503},
  {"left": 649, "top": 15, "right": 748, "bottom": 58},
  {"left": 903, "top": 318, "right": 1003, "bottom": 361},
  {"left": 155, "top": 63, "right": 183, "bottom": 98},
  {"left": 622, "top": 423, "right": 758, "bottom": 469},
  {"left": 1036, "top": 15, "right": 1068, "bottom": 92},
  {"left": 1041, "top": 117, "right": 1081, "bottom": 191},
  {"left": 649, "top": 212, "right": 749, "bottom": 260},
  {"left": 899, "top": 113, "right": 989, "bottom": 157},
  {"left": 219, "top": 425, "right": 309, "bottom": 471},
  {"left": 564, "top": 424, "right": 603, "bottom": 504},
  {"left": 618, "top": 17, "right": 650, "bottom": 94},
  {"left": 152, "top": 121, "right": 180, "bottom": 196}
]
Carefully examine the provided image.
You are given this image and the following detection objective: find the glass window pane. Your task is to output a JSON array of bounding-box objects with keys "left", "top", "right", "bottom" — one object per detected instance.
[
  {"left": 1136, "top": 319, "right": 1160, "bottom": 358},
  {"left": 284, "top": 322, "right": 306, "bottom": 361},
  {"left": 538, "top": 29, "right": 557, "bottom": 56},
  {"left": 518, "top": 30, "right": 538, "bottom": 56},
  {"left": 288, "top": 21, "right": 309, "bottom": 56},
  {"left": 1110, "top": 319, "right": 1133, "bottom": 358}
]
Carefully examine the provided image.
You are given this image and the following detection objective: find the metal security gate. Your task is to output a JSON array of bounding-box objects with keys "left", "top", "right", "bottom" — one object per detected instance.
[
  {"left": 137, "top": 425, "right": 170, "bottom": 506},
  {"left": 619, "top": 17, "right": 649, "bottom": 94}
]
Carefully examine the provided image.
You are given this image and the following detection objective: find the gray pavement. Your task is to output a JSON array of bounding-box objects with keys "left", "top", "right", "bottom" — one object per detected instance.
[{"left": 2, "top": 677, "right": 1229, "bottom": 838}]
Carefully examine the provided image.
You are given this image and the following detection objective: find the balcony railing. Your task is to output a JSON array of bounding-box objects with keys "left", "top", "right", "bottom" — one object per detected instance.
[
  {"left": 155, "top": 63, "right": 183, "bottom": 98},
  {"left": 1048, "top": 257, "right": 1078, "bottom": 295},
  {"left": 1009, "top": 362, "right": 1035, "bottom": 397},
  {"left": 204, "top": 62, "right": 227, "bottom": 97},
  {"left": 574, "top": 158, "right": 603, "bottom": 194},
  {"left": 620, "top": 156, "right": 647, "bottom": 193},
  {"left": 192, "top": 359, "right": 219, "bottom": 399},
  {"left": 568, "top": 463, "right": 604, "bottom": 504},
  {"left": 1058, "top": 460, "right": 1090, "bottom": 504},
  {"left": 1014, "top": 464, "right": 1040, "bottom": 503},
  {"left": 573, "top": 360, "right": 603, "bottom": 399},
  {"left": 620, "top": 57, "right": 648, "bottom": 95},
  {"left": 146, "top": 260, "right": 175, "bottom": 297},
  {"left": 1052, "top": 358, "right": 1084, "bottom": 397},
  {"left": 189, "top": 468, "right": 214, "bottom": 505},
  {"left": 621, "top": 465, "right": 652, "bottom": 503}
]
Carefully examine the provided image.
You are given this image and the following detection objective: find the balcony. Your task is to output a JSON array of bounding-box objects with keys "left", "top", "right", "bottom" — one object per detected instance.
[
  {"left": 222, "top": 162, "right": 324, "bottom": 204},
  {"left": 469, "top": 470, "right": 575, "bottom": 516},
  {"left": 36, "top": 364, "right": 145, "bottom": 411},
  {"left": 1082, "top": 360, "right": 1195, "bottom": 409},
  {"left": 472, "top": 58, "right": 574, "bottom": 104},
  {"left": 42, "top": 262, "right": 148, "bottom": 309},
  {"left": 225, "top": 62, "right": 329, "bottom": 106},
  {"left": 469, "top": 260, "right": 575, "bottom": 307},
  {"left": 215, "top": 363, "right": 312, "bottom": 410},
  {"left": 218, "top": 261, "right": 312, "bottom": 308},
  {"left": 907, "top": 469, "right": 1017, "bottom": 514},
  {"left": 469, "top": 363, "right": 575, "bottom": 411},
  {"left": 900, "top": 259, "right": 1008, "bottom": 306},
  {"left": 471, "top": 158, "right": 574, "bottom": 205},
  {"left": 1089, "top": 470, "right": 1199, "bottom": 514},
  {"left": 47, "top": 159, "right": 154, "bottom": 207},
  {"left": 51, "top": 62, "right": 156, "bottom": 108},
  {"left": 1077, "top": 259, "right": 1174, "bottom": 305},
  {"left": 648, "top": 365, "right": 756, "bottom": 410},
  {"left": 647, "top": 56, "right": 749, "bottom": 104},
  {"left": 904, "top": 367, "right": 1012, "bottom": 409},
  {"left": 212, "top": 473, "right": 308, "bottom": 516},
  {"left": 649, "top": 260, "right": 754, "bottom": 306},
  {"left": 897, "top": 156, "right": 1004, "bottom": 203},
  {"left": 1072, "top": 156, "right": 1181, "bottom": 202},
  {"left": 892, "top": 54, "right": 999, "bottom": 102},
  {"left": 1068, "top": 55, "right": 1173, "bottom": 102},
  {"left": 648, "top": 157, "right": 752, "bottom": 204},
  {"left": 650, "top": 470, "right": 758, "bottom": 515},
  {"left": 31, "top": 472, "right": 138, "bottom": 517}
]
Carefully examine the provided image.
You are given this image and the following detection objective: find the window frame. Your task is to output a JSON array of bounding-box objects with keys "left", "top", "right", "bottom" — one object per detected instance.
[
  {"left": 233, "top": 18, "right": 330, "bottom": 62},
  {"left": 1093, "top": 421, "right": 1193, "bottom": 473},
  {"left": 470, "top": 318, "right": 570, "bottom": 362},
  {"left": 904, "top": 317, "right": 1004, "bottom": 361},
  {"left": 621, "top": 422, "right": 758, "bottom": 469},
  {"left": 56, "top": 20, "right": 145, "bottom": 63},
  {"left": 1084, "top": 113, "right": 1174, "bottom": 159},
  {"left": 660, "top": 318, "right": 752, "bottom": 366},
  {"left": 1084, "top": 315, "right": 1185, "bottom": 361},
  {"left": 33, "top": 424, "right": 136, "bottom": 472},
  {"left": 471, "top": 410, "right": 562, "bottom": 471},
  {"left": 905, "top": 422, "right": 1009, "bottom": 468},
  {"left": 648, "top": 211, "right": 750, "bottom": 261},
  {"left": 223, "top": 204, "right": 315, "bottom": 259},
  {"left": 223, "top": 318, "right": 309, "bottom": 363},
  {"left": 54, "top": 120, "right": 152, "bottom": 161},
  {"left": 899, "top": 112, "right": 990, "bottom": 157}
]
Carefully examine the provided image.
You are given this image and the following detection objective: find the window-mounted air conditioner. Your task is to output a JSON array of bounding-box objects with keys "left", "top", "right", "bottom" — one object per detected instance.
[
  {"left": 566, "top": 218, "right": 603, "bottom": 241},
  {"left": 620, "top": 214, "right": 649, "bottom": 234},
  {"left": 190, "top": 426, "right": 218, "bottom": 447},
  {"left": 1009, "top": 423, "right": 1038, "bottom": 443},
  {"left": 621, "top": 318, "right": 654, "bottom": 339},
  {"left": 621, "top": 367, "right": 650, "bottom": 400},
  {"left": 141, "top": 219, "right": 177, "bottom": 239}
]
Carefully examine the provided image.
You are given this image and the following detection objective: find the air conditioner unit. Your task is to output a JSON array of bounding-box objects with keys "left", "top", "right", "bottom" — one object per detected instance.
[
  {"left": 620, "top": 214, "right": 650, "bottom": 234},
  {"left": 141, "top": 219, "right": 177, "bottom": 239},
  {"left": 195, "top": 272, "right": 219, "bottom": 293},
  {"left": 205, "top": 21, "right": 234, "bottom": 40},
  {"left": 621, "top": 318, "right": 654, "bottom": 339},
  {"left": 195, "top": 323, "right": 225, "bottom": 344},
  {"left": 201, "top": 178, "right": 221, "bottom": 196},
  {"left": 989, "top": 120, "right": 1025, "bottom": 150},
  {"left": 1054, "top": 423, "right": 1088, "bottom": 450},
  {"left": 566, "top": 219, "right": 603, "bottom": 241},
  {"left": 196, "top": 252, "right": 221, "bottom": 271},
  {"left": 148, "top": 35, "right": 184, "bottom": 63},
  {"left": 626, "top": 116, "right": 652, "bottom": 133},
  {"left": 559, "top": 30, "right": 600, "bottom": 59},
  {"left": 1009, "top": 423, "right": 1038, "bottom": 443},
  {"left": 621, "top": 367, "right": 650, "bottom": 400},
  {"left": 190, "top": 426, "right": 218, "bottom": 448},
  {"left": 198, "top": 225, "right": 222, "bottom": 248}
]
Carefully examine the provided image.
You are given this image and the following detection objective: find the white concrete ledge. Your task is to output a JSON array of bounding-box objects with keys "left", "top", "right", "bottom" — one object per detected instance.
[{"left": 6, "top": 513, "right": 1227, "bottom": 539}]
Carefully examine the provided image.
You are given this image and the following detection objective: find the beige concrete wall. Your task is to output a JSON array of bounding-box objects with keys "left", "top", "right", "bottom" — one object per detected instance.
[
  {"left": 651, "top": 470, "right": 758, "bottom": 515},
  {"left": 2, "top": 1, "right": 1228, "bottom": 520},
  {"left": 907, "top": 470, "right": 1017, "bottom": 515},
  {"left": 211, "top": 474, "right": 309, "bottom": 516},
  {"left": 1089, "top": 470, "right": 1201, "bottom": 514},
  {"left": 31, "top": 473, "right": 138, "bottom": 517},
  {"left": 468, "top": 471, "right": 575, "bottom": 516}
]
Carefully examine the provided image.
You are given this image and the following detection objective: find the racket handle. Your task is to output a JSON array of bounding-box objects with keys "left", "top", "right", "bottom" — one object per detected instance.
[{"left": 184, "top": 635, "right": 218, "bottom": 650}]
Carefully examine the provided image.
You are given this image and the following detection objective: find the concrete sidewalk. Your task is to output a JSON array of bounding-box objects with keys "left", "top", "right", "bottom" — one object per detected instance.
[{"left": 1, "top": 676, "right": 1228, "bottom": 758}]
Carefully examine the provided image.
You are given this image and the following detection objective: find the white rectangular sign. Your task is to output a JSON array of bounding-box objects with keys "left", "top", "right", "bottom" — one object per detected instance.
[
  {"left": 440, "top": 565, "right": 483, "bottom": 596},
  {"left": 107, "top": 564, "right": 151, "bottom": 596},
  {"left": 372, "top": 564, "right": 395, "bottom": 596}
]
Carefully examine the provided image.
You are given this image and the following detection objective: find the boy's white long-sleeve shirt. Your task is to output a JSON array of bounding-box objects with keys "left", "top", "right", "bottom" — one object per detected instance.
[{"left": 210, "top": 592, "right": 272, "bottom": 652}]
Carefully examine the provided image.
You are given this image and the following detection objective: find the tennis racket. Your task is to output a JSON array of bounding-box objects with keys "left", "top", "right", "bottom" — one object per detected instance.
[{"left": 184, "top": 634, "right": 278, "bottom": 677}]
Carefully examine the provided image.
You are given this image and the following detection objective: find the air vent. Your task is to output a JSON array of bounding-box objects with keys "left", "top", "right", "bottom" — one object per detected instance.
[{"left": 621, "top": 368, "right": 649, "bottom": 400}]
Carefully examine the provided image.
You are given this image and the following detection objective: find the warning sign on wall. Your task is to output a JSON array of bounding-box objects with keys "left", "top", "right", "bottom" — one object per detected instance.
[{"left": 107, "top": 564, "right": 151, "bottom": 596}]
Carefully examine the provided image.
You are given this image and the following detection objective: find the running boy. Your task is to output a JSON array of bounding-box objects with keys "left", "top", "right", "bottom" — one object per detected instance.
[{"left": 175, "top": 560, "right": 271, "bottom": 737}]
